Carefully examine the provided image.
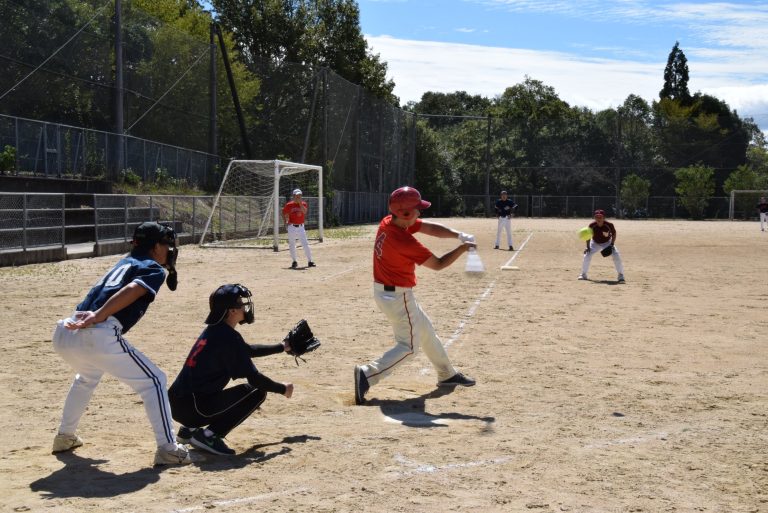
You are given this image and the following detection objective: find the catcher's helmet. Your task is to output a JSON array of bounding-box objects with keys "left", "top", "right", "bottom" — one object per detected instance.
[
  {"left": 389, "top": 186, "right": 431, "bottom": 218},
  {"left": 205, "top": 283, "right": 254, "bottom": 325}
]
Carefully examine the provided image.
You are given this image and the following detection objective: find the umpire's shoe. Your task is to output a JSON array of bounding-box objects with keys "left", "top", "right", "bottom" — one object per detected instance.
[
  {"left": 437, "top": 372, "right": 476, "bottom": 387},
  {"left": 52, "top": 433, "right": 83, "bottom": 453},
  {"left": 354, "top": 365, "right": 369, "bottom": 405},
  {"left": 153, "top": 444, "right": 193, "bottom": 466}
]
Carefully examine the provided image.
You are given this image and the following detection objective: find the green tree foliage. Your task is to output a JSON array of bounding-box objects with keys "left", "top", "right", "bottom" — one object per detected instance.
[
  {"left": 675, "top": 164, "right": 715, "bottom": 219},
  {"left": 412, "top": 121, "right": 463, "bottom": 216},
  {"left": 660, "top": 41, "right": 690, "bottom": 103},
  {"left": 723, "top": 164, "right": 767, "bottom": 194},
  {"left": 210, "top": 0, "right": 395, "bottom": 102},
  {"left": 620, "top": 174, "right": 651, "bottom": 212}
]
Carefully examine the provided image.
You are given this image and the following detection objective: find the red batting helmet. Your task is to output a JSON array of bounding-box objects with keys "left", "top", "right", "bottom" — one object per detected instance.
[{"left": 389, "top": 186, "right": 431, "bottom": 218}]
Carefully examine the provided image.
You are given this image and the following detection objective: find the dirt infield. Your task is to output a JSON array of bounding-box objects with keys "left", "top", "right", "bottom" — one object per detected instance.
[{"left": 1, "top": 218, "right": 766, "bottom": 513}]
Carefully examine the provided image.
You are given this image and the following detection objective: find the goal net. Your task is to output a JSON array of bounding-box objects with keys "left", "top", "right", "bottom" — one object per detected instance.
[
  {"left": 199, "top": 160, "right": 324, "bottom": 250},
  {"left": 729, "top": 189, "right": 768, "bottom": 220}
]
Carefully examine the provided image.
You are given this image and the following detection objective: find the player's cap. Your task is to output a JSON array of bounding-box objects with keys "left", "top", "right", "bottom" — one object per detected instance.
[
  {"left": 594, "top": 209, "right": 606, "bottom": 217},
  {"left": 132, "top": 221, "right": 176, "bottom": 249},
  {"left": 500, "top": 190, "right": 508, "bottom": 195},
  {"left": 389, "top": 186, "right": 431, "bottom": 218},
  {"left": 205, "top": 284, "right": 254, "bottom": 325},
  {"left": 292, "top": 188, "right": 302, "bottom": 196}
]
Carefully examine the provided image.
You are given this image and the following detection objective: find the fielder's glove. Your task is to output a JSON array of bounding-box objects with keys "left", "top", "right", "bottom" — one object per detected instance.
[
  {"left": 600, "top": 245, "right": 614, "bottom": 257},
  {"left": 284, "top": 319, "right": 321, "bottom": 365}
]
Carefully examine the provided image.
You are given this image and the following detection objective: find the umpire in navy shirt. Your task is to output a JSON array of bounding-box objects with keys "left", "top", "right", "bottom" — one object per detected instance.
[
  {"left": 168, "top": 284, "right": 294, "bottom": 456},
  {"left": 494, "top": 191, "right": 517, "bottom": 250}
]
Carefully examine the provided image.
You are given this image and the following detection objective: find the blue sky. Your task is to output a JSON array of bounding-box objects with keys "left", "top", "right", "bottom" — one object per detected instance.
[{"left": 358, "top": 0, "right": 768, "bottom": 131}]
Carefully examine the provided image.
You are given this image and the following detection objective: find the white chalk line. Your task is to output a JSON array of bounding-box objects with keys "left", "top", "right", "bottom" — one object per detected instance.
[
  {"left": 319, "top": 265, "right": 361, "bottom": 281},
  {"left": 583, "top": 431, "right": 670, "bottom": 450},
  {"left": 171, "top": 487, "right": 310, "bottom": 513},
  {"left": 392, "top": 453, "right": 512, "bottom": 476},
  {"left": 501, "top": 231, "right": 534, "bottom": 268}
]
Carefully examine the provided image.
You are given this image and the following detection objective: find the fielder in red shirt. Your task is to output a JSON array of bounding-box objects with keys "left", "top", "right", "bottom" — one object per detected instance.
[
  {"left": 578, "top": 209, "right": 625, "bottom": 283},
  {"left": 354, "top": 186, "right": 477, "bottom": 405},
  {"left": 282, "top": 189, "right": 315, "bottom": 269}
]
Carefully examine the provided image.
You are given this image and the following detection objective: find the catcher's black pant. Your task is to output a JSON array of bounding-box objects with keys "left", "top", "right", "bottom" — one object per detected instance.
[{"left": 169, "top": 384, "right": 266, "bottom": 437}]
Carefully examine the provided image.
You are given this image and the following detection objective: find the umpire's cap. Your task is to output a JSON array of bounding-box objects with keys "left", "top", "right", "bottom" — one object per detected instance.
[
  {"left": 132, "top": 221, "right": 176, "bottom": 250},
  {"left": 205, "top": 284, "right": 254, "bottom": 325},
  {"left": 389, "top": 186, "right": 430, "bottom": 219}
]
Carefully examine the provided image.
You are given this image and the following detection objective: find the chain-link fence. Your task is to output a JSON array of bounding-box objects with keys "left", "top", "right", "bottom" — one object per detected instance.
[
  {"left": 0, "top": 193, "right": 66, "bottom": 250},
  {"left": 0, "top": 114, "right": 220, "bottom": 185}
]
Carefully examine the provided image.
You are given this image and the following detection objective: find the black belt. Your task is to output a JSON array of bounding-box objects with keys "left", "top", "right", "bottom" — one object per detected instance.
[
  {"left": 384, "top": 285, "right": 396, "bottom": 291},
  {"left": 292, "top": 224, "right": 302, "bottom": 227}
]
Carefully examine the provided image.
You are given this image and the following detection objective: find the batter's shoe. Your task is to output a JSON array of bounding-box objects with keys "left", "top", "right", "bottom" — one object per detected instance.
[
  {"left": 617, "top": 274, "right": 626, "bottom": 283},
  {"left": 291, "top": 261, "right": 298, "bottom": 269},
  {"left": 437, "top": 372, "right": 476, "bottom": 387},
  {"left": 354, "top": 365, "right": 369, "bottom": 405},
  {"left": 509, "top": 246, "right": 514, "bottom": 251},
  {"left": 191, "top": 430, "right": 236, "bottom": 456},
  {"left": 52, "top": 433, "right": 83, "bottom": 453},
  {"left": 494, "top": 245, "right": 499, "bottom": 249},
  {"left": 153, "top": 444, "right": 193, "bottom": 466},
  {"left": 308, "top": 261, "right": 316, "bottom": 267},
  {"left": 176, "top": 426, "right": 197, "bottom": 444},
  {"left": 577, "top": 274, "right": 587, "bottom": 280}
]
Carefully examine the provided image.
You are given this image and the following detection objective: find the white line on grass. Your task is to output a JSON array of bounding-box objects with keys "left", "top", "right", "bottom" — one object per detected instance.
[
  {"left": 171, "top": 488, "right": 310, "bottom": 513},
  {"left": 500, "top": 231, "right": 533, "bottom": 268}
]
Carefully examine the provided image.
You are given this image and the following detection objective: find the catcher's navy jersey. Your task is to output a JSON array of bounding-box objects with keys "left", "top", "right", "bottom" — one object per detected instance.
[
  {"left": 76, "top": 253, "right": 166, "bottom": 333},
  {"left": 170, "top": 323, "right": 284, "bottom": 397}
]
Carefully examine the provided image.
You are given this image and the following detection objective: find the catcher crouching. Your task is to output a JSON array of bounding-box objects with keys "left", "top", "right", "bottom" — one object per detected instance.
[{"left": 168, "top": 283, "right": 319, "bottom": 456}]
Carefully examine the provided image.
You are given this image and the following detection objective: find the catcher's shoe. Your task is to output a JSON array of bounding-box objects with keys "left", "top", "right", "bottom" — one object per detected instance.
[
  {"left": 52, "top": 433, "right": 83, "bottom": 453},
  {"left": 308, "top": 261, "right": 316, "bottom": 267},
  {"left": 191, "top": 430, "right": 235, "bottom": 456},
  {"left": 153, "top": 444, "right": 193, "bottom": 466},
  {"left": 354, "top": 365, "right": 369, "bottom": 405},
  {"left": 437, "top": 372, "right": 476, "bottom": 387},
  {"left": 176, "top": 426, "right": 197, "bottom": 444}
]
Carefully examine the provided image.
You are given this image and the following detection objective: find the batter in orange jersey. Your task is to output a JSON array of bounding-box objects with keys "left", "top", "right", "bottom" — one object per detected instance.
[{"left": 354, "top": 186, "right": 478, "bottom": 405}]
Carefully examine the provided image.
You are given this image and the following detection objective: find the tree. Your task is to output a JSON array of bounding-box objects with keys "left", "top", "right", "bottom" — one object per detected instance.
[
  {"left": 675, "top": 164, "right": 715, "bottom": 219},
  {"left": 660, "top": 41, "right": 690, "bottom": 103},
  {"left": 723, "top": 164, "right": 767, "bottom": 194},
  {"left": 620, "top": 174, "right": 651, "bottom": 213},
  {"left": 412, "top": 121, "right": 463, "bottom": 216}
]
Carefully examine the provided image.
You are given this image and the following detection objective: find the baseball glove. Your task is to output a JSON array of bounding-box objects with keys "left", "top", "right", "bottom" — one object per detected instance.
[
  {"left": 600, "top": 245, "right": 613, "bottom": 257},
  {"left": 284, "top": 319, "right": 321, "bottom": 365}
]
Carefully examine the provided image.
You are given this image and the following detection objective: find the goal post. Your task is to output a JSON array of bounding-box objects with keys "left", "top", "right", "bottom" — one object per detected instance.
[
  {"left": 729, "top": 189, "right": 768, "bottom": 220},
  {"left": 199, "top": 159, "right": 323, "bottom": 250}
]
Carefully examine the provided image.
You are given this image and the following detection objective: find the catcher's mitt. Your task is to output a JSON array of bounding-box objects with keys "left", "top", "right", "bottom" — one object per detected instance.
[
  {"left": 284, "top": 319, "right": 321, "bottom": 365},
  {"left": 600, "top": 245, "right": 613, "bottom": 257}
]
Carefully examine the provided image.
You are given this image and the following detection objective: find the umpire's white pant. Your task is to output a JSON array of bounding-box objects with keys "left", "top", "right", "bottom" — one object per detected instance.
[
  {"left": 52, "top": 317, "right": 177, "bottom": 448},
  {"left": 761, "top": 212, "right": 767, "bottom": 231},
  {"left": 495, "top": 217, "right": 513, "bottom": 248},
  {"left": 360, "top": 284, "right": 457, "bottom": 386},
  {"left": 581, "top": 239, "right": 624, "bottom": 277},
  {"left": 287, "top": 223, "right": 313, "bottom": 263}
]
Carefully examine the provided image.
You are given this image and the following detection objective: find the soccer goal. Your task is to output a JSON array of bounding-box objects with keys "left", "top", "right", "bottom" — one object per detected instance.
[
  {"left": 199, "top": 159, "right": 323, "bottom": 250},
  {"left": 729, "top": 189, "right": 768, "bottom": 220}
]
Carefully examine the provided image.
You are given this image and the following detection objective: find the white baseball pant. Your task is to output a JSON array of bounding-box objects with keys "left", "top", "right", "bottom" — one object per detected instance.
[
  {"left": 287, "top": 224, "right": 313, "bottom": 263},
  {"left": 360, "top": 284, "right": 457, "bottom": 386},
  {"left": 495, "top": 217, "right": 513, "bottom": 248},
  {"left": 52, "top": 316, "right": 177, "bottom": 449},
  {"left": 581, "top": 240, "right": 624, "bottom": 277},
  {"left": 761, "top": 212, "right": 767, "bottom": 231}
]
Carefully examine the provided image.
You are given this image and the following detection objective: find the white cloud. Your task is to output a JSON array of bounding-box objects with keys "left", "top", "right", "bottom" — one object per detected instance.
[
  {"left": 367, "top": 35, "right": 768, "bottom": 131},
  {"left": 456, "top": 27, "right": 477, "bottom": 33}
]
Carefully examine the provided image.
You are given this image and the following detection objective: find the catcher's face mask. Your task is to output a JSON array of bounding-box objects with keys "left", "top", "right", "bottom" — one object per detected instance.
[{"left": 205, "top": 283, "right": 254, "bottom": 325}]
